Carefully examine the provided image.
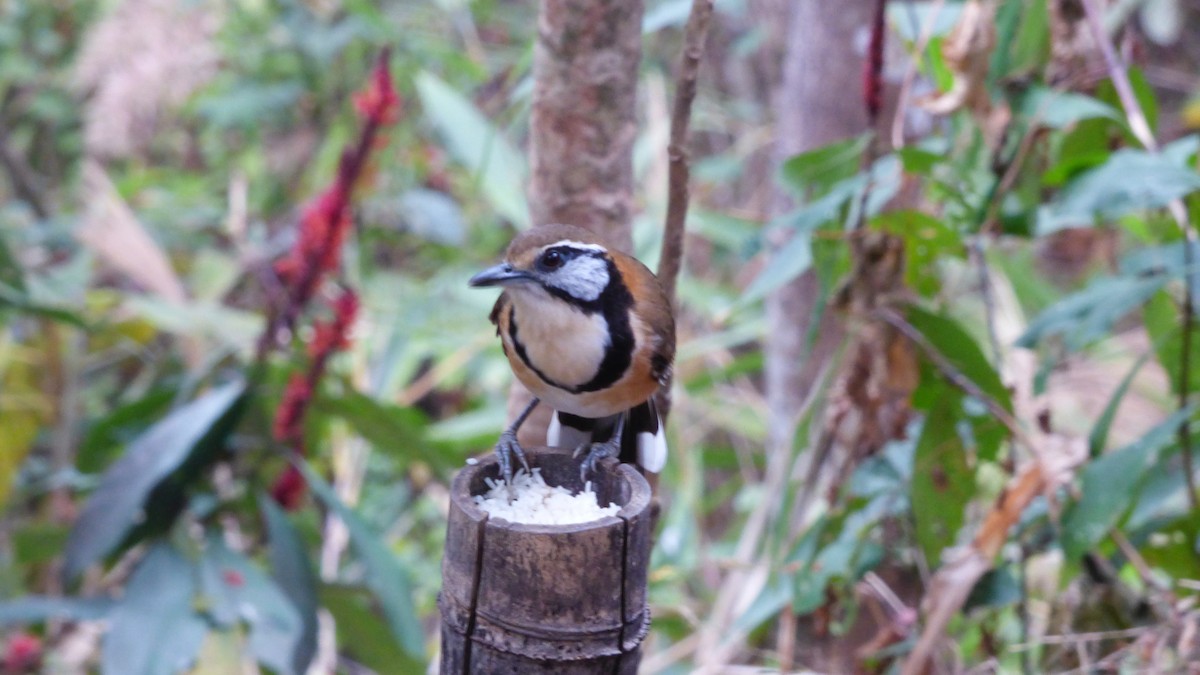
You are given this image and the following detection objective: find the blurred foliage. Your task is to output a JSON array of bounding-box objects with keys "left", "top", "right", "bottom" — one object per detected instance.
[{"left": 0, "top": 0, "right": 1199, "bottom": 672}]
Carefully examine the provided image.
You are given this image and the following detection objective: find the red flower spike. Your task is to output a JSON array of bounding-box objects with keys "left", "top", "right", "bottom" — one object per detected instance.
[
  {"left": 309, "top": 289, "right": 359, "bottom": 359},
  {"left": 222, "top": 569, "right": 245, "bottom": 588},
  {"left": 273, "top": 374, "right": 312, "bottom": 446},
  {"left": 270, "top": 465, "right": 307, "bottom": 511},
  {"left": 354, "top": 53, "right": 402, "bottom": 125}
]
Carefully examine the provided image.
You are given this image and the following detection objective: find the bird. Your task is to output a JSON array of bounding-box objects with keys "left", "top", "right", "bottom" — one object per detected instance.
[{"left": 469, "top": 224, "right": 675, "bottom": 484}]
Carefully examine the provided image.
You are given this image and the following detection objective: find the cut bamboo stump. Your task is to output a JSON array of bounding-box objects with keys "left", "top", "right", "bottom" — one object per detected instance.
[{"left": 439, "top": 448, "right": 652, "bottom": 674}]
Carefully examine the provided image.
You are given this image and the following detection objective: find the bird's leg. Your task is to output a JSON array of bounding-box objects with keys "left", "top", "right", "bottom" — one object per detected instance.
[
  {"left": 575, "top": 413, "right": 625, "bottom": 483},
  {"left": 494, "top": 397, "right": 538, "bottom": 486}
]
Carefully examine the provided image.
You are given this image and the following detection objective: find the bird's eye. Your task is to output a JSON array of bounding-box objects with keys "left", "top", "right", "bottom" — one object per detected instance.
[{"left": 541, "top": 249, "right": 564, "bottom": 270}]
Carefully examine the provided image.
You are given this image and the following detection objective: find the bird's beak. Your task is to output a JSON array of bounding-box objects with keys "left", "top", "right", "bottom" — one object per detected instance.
[{"left": 468, "top": 263, "right": 534, "bottom": 288}]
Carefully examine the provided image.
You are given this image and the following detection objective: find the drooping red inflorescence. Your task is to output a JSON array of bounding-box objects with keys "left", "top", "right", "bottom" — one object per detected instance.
[
  {"left": 308, "top": 289, "right": 359, "bottom": 359},
  {"left": 266, "top": 51, "right": 396, "bottom": 512},
  {"left": 273, "top": 373, "right": 312, "bottom": 448},
  {"left": 272, "top": 51, "right": 399, "bottom": 330},
  {"left": 354, "top": 54, "right": 402, "bottom": 126}
]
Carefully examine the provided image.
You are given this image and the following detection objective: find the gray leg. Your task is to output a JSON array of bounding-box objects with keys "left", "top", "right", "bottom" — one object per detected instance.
[
  {"left": 575, "top": 413, "right": 625, "bottom": 483},
  {"left": 494, "top": 397, "right": 538, "bottom": 485}
]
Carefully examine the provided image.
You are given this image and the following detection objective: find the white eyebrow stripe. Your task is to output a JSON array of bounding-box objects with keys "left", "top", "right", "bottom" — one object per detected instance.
[{"left": 543, "top": 240, "right": 606, "bottom": 253}]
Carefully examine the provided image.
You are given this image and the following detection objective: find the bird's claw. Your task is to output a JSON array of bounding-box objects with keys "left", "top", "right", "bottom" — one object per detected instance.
[
  {"left": 575, "top": 440, "right": 619, "bottom": 484},
  {"left": 494, "top": 431, "right": 531, "bottom": 493}
]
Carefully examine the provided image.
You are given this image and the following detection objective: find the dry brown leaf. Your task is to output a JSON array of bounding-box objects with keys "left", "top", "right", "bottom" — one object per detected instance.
[{"left": 918, "top": 0, "right": 996, "bottom": 118}]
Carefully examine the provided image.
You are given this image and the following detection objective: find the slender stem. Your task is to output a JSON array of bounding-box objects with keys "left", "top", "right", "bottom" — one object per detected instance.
[
  {"left": 1080, "top": 0, "right": 1198, "bottom": 511},
  {"left": 656, "top": 0, "right": 713, "bottom": 423},
  {"left": 657, "top": 0, "right": 713, "bottom": 309}
]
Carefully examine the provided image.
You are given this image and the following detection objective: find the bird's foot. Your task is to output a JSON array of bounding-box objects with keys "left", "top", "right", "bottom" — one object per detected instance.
[
  {"left": 574, "top": 439, "right": 619, "bottom": 484},
  {"left": 493, "top": 431, "right": 532, "bottom": 491}
]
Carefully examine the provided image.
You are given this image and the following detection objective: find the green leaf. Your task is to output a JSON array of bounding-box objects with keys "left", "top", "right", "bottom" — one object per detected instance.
[
  {"left": 1143, "top": 290, "right": 1200, "bottom": 396},
  {"left": 1017, "top": 274, "right": 1167, "bottom": 352},
  {"left": 1046, "top": 149, "right": 1200, "bottom": 229},
  {"left": 1061, "top": 408, "right": 1191, "bottom": 559},
  {"left": 741, "top": 229, "right": 812, "bottom": 303},
  {"left": 907, "top": 307, "right": 1011, "bottom": 463},
  {"left": 0, "top": 596, "right": 114, "bottom": 625},
  {"left": 198, "top": 535, "right": 303, "bottom": 675},
  {"left": 779, "top": 134, "right": 871, "bottom": 194},
  {"left": 313, "top": 391, "right": 439, "bottom": 466},
  {"left": 872, "top": 211, "right": 963, "bottom": 296},
  {"left": 965, "top": 567, "right": 1022, "bottom": 611},
  {"left": 297, "top": 460, "right": 423, "bottom": 658},
  {"left": 63, "top": 381, "right": 247, "bottom": 581},
  {"left": 319, "top": 585, "right": 423, "bottom": 673},
  {"left": 12, "top": 523, "right": 70, "bottom": 567},
  {"left": 1021, "top": 87, "right": 1121, "bottom": 130},
  {"left": 911, "top": 396, "right": 974, "bottom": 565},
  {"left": 260, "top": 495, "right": 319, "bottom": 675},
  {"left": 1088, "top": 354, "right": 1149, "bottom": 458},
  {"left": 103, "top": 542, "right": 209, "bottom": 675},
  {"left": 415, "top": 71, "right": 530, "bottom": 229},
  {"left": 78, "top": 389, "right": 177, "bottom": 474}
]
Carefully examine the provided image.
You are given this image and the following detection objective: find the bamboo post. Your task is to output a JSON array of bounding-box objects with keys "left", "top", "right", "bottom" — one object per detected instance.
[{"left": 439, "top": 448, "right": 652, "bottom": 673}]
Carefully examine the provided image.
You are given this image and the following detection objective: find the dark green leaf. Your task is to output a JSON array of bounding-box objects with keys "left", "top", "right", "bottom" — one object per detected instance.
[
  {"left": 260, "top": 494, "right": 319, "bottom": 675},
  {"left": 911, "top": 396, "right": 974, "bottom": 565},
  {"left": 896, "top": 147, "right": 943, "bottom": 175},
  {"left": 1061, "top": 408, "right": 1191, "bottom": 559},
  {"left": 779, "top": 134, "right": 871, "bottom": 194},
  {"left": 298, "top": 461, "right": 423, "bottom": 658},
  {"left": 103, "top": 543, "right": 209, "bottom": 675},
  {"left": 0, "top": 596, "right": 114, "bottom": 625},
  {"left": 313, "top": 391, "right": 437, "bottom": 466},
  {"left": 907, "top": 307, "right": 1011, "bottom": 463},
  {"left": 64, "top": 380, "right": 246, "bottom": 581},
  {"left": 1088, "top": 354, "right": 1149, "bottom": 458},
  {"left": 78, "top": 389, "right": 177, "bottom": 474},
  {"left": 319, "top": 585, "right": 423, "bottom": 673},
  {"left": 12, "top": 523, "right": 70, "bottom": 567},
  {"left": 1143, "top": 289, "right": 1200, "bottom": 396},
  {"left": 965, "top": 567, "right": 1022, "bottom": 611}
]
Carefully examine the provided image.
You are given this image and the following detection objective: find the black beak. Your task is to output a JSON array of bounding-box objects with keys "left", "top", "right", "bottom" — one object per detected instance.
[{"left": 468, "top": 263, "right": 534, "bottom": 288}]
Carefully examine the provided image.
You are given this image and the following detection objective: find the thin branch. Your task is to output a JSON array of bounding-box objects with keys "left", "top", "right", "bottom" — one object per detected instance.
[
  {"left": 1079, "top": 0, "right": 1199, "bottom": 512},
  {"left": 876, "top": 307, "right": 1027, "bottom": 444},
  {"left": 656, "top": 0, "right": 713, "bottom": 423},
  {"left": 657, "top": 0, "right": 713, "bottom": 309}
]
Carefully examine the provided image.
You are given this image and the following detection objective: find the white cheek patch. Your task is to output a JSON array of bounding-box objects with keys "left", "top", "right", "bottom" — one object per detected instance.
[{"left": 548, "top": 255, "right": 609, "bottom": 302}]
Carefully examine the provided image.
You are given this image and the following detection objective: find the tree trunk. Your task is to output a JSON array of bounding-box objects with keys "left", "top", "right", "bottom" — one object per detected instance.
[
  {"left": 510, "top": 0, "right": 646, "bottom": 444},
  {"left": 764, "top": 0, "right": 871, "bottom": 473}
]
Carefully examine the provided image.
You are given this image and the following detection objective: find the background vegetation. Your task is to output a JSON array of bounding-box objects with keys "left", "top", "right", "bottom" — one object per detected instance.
[{"left": 1, "top": 0, "right": 1199, "bottom": 672}]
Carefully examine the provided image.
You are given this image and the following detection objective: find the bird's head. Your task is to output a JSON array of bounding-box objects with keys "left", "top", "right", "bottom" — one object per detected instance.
[{"left": 469, "top": 224, "right": 614, "bottom": 305}]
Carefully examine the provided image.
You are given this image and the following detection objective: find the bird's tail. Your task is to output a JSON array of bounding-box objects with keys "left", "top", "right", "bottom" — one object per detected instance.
[{"left": 547, "top": 399, "right": 667, "bottom": 473}]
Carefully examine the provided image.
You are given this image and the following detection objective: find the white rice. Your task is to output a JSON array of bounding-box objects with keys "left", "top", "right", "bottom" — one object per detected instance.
[{"left": 473, "top": 468, "right": 620, "bottom": 525}]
